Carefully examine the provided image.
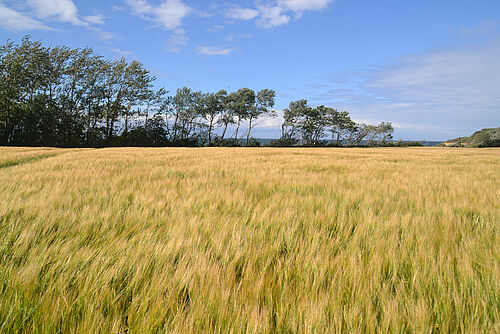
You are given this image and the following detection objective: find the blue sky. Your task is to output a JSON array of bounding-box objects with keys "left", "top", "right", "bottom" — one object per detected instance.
[{"left": 1, "top": 0, "right": 499, "bottom": 140}]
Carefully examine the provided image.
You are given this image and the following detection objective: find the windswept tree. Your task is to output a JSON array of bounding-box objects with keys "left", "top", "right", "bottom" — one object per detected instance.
[
  {"left": 81, "top": 55, "right": 107, "bottom": 146},
  {"left": 245, "top": 89, "right": 276, "bottom": 145},
  {"left": 199, "top": 90, "right": 227, "bottom": 144},
  {"left": 218, "top": 96, "right": 235, "bottom": 141},
  {"left": 121, "top": 60, "right": 160, "bottom": 144},
  {"left": 1, "top": 36, "right": 396, "bottom": 148},
  {"left": 283, "top": 100, "right": 327, "bottom": 145},
  {"left": 0, "top": 36, "right": 172, "bottom": 147},
  {"left": 62, "top": 47, "right": 102, "bottom": 147},
  {"left": 170, "top": 87, "right": 195, "bottom": 142},
  {"left": 325, "top": 109, "right": 357, "bottom": 145},
  {"left": 282, "top": 99, "right": 307, "bottom": 140},
  {"left": 228, "top": 88, "right": 255, "bottom": 140},
  {"left": 100, "top": 58, "right": 128, "bottom": 144},
  {"left": 368, "top": 122, "right": 394, "bottom": 144},
  {"left": 0, "top": 40, "right": 19, "bottom": 144},
  {"left": 349, "top": 122, "right": 394, "bottom": 146},
  {"left": 281, "top": 100, "right": 393, "bottom": 147}
]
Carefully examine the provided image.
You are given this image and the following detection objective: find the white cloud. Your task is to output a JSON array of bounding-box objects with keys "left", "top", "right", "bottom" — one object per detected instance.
[
  {"left": 126, "top": 0, "right": 152, "bottom": 16},
  {"left": 0, "top": 3, "right": 53, "bottom": 31},
  {"left": 109, "top": 48, "right": 135, "bottom": 58},
  {"left": 0, "top": 1, "right": 118, "bottom": 40},
  {"left": 311, "top": 36, "right": 500, "bottom": 139},
  {"left": 166, "top": 29, "right": 188, "bottom": 53},
  {"left": 207, "top": 24, "right": 224, "bottom": 32},
  {"left": 224, "top": 0, "right": 332, "bottom": 29},
  {"left": 225, "top": 6, "right": 259, "bottom": 20},
  {"left": 363, "top": 43, "right": 500, "bottom": 111},
  {"left": 197, "top": 45, "right": 234, "bottom": 56},
  {"left": 28, "top": 0, "right": 86, "bottom": 26},
  {"left": 278, "top": 0, "right": 333, "bottom": 12},
  {"left": 0, "top": 1, "right": 116, "bottom": 33},
  {"left": 225, "top": 33, "right": 252, "bottom": 42},
  {"left": 84, "top": 14, "right": 106, "bottom": 25},
  {"left": 156, "top": 0, "right": 191, "bottom": 29},
  {"left": 89, "top": 27, "right": 117, "bottom": 41},
  {"left": 126, "top": 0, "right": 192, "bottom": 52},
  {"left": 126, "top": 0, "right": 191, "bottom": 30},
  {"left": 255, "top": 112, "right": 282, "bottom": 128},
  {"left": 196, "top": 10, "right": 214, "bottom": 19},
  {"left": 257, "top": 5, "right": 290, "bottom": 28}
]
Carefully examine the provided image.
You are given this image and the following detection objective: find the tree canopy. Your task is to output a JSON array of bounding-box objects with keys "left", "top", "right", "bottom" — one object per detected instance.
[
  {"left": 0, "top": 37, "right": 396, "bottom": 148},
  {"left": 280, "top": 100, "right": 393, "bottom": 147}
]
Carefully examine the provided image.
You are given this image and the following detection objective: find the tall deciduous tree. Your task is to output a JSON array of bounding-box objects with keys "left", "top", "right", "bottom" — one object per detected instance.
[
  {"left": 0, "top": 36, "right": 395, "bottom": 148},
  {"left": 325, "top": 109, "right": 357, "bottom": 145},
  {"left": 199, "top": 90, "right": 227, "bottom": 144},
  {"left": 245, "top": 89, "right": 276, "bottom": 145},
  {"left": 228, "top": 88, "right": 255, "bottom": 140}
]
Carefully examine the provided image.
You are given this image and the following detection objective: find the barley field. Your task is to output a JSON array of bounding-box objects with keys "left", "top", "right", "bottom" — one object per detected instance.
[{"left": 0, "top": 147, "right": 499, "bottom": 333}]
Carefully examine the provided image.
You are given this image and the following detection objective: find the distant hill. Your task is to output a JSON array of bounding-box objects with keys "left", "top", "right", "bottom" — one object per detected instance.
[{"left": 441, "top": 127, "right": 500, "bottom": 147}]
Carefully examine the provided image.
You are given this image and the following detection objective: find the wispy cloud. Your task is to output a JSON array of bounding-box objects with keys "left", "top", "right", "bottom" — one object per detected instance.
[
  {"left": 28, "top": 0, "right": 87, "bottom": 26},
  {"left": 223, "top": 0, "right": 333, "bottom": 28},
  {"left": 307, "top": 33, "right": 500, "bottom": 139},
  {"left": 278, "top": 0, "right": 333, "bottom": 12},
  {"left": 0, "top": 3, "right": 54, "bottom": 31},
  {"left": 224, "top": 6, "right": 259, "bottom": 21},
  {"left": 224, "top": 33, "right": 252, "bottom": 42},
  {"left": 166, "top": 29, "right": 189, "bottom": 53},
  {"left": 207, "top": 24, "right": 224, "bottom": 32},
  {"left": 0, "top": 0, "right": 112, "bottom": 34},
  {"left": 88, "top": 27, "right": 117, "bottom": 41},
  {"left": 109, "top": 48, "right": 135, "bottom": 58},
  {"left": 257, "top": 5, "right": 290, "bottom": 28},
  {"left": 84, "top": 14, "right": 106, "bottom": 25},
  {"left": 197, "top": 45, "right": 234, "bottom": 56},
  {"left": 196, "top": 10, "right": 214, "bottom": 19},
  {"left": 126, "top": 0, "right": 191, "bottom": 30},
  {"left": 362, "top": 44, "right": 500, "bottom": 113}
]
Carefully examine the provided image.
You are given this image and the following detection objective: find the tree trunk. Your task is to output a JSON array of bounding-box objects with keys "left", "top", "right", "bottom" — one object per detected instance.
[
  {"left": 173, "top": 113, "right": 179, "bottom": 142},
  {"left": 86, "top": 102, "right": 92, "bottom": 146},
  {"left": 235, "top": 117, "right": 241, "bottom": 140},
  {"left": 208, "top": 117, "right": 214, "bottom": 144},
  {"left": 4, "top": 102, "right": 11, "bottom": 145},
  {"left": 221, "top": 123, "right": 228, "bottom": 140},
  {"left": 246, "top": 116, "right": 253, "bottom": 146},
  {"left": 124, "top": 105, "right": 130, "bottom": 145}
]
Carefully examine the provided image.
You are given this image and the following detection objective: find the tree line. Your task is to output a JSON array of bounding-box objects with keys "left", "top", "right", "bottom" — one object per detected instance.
[
  {"left": 275, "top": 100, "right": 394, "bottom": 147},
  {"left": 0, "top": 37, "right": 396, "bottom": 148}
]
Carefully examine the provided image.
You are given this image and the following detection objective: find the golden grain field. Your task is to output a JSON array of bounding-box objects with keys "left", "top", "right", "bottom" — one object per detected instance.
[{"left": 0, "top": 147, "right": 499, "bottom": 333}]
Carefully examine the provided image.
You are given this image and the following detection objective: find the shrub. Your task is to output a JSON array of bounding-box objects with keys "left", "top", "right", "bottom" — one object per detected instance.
[{"left": 266, "top": 138, "right": 298, "bottom": 147}]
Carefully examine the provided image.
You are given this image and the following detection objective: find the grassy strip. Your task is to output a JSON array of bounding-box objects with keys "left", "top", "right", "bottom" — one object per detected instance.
[{"left": 0, "top": 153, "right": 64, "bottom": 170}]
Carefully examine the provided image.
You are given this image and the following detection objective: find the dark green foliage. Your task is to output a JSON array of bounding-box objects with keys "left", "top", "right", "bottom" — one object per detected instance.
[
  {"left": 383, "top": 140, "right": 424, "bottom": 147},
  {"left": 0, "top": 37, "right": 279, "bottom": 148},
  {"left": 246, "top": 137, "right": 261, "bottom": 147},
  {"left": 0, "top": 36, "right": 161, "bottom": 147},
  {"left": 280, "top": 99, "right": 394, "bottom": 147},
  {"left": 440, "top": 127, "right": 500, "bottom": 147},
  {"left": 124, "top": 115, "right": 169, "bottom": 147},
  {"left": 209, "top": 138, "right": 242, "bottom": 147},
  {"left": 1, "top": 37, "right": 399, "bottom": 148},
  {"left": 267, "top": 138, "right": 299, "bottom": 147},
  {"left": 468, "top": 127, "right": 500, "bottom": 147}
]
